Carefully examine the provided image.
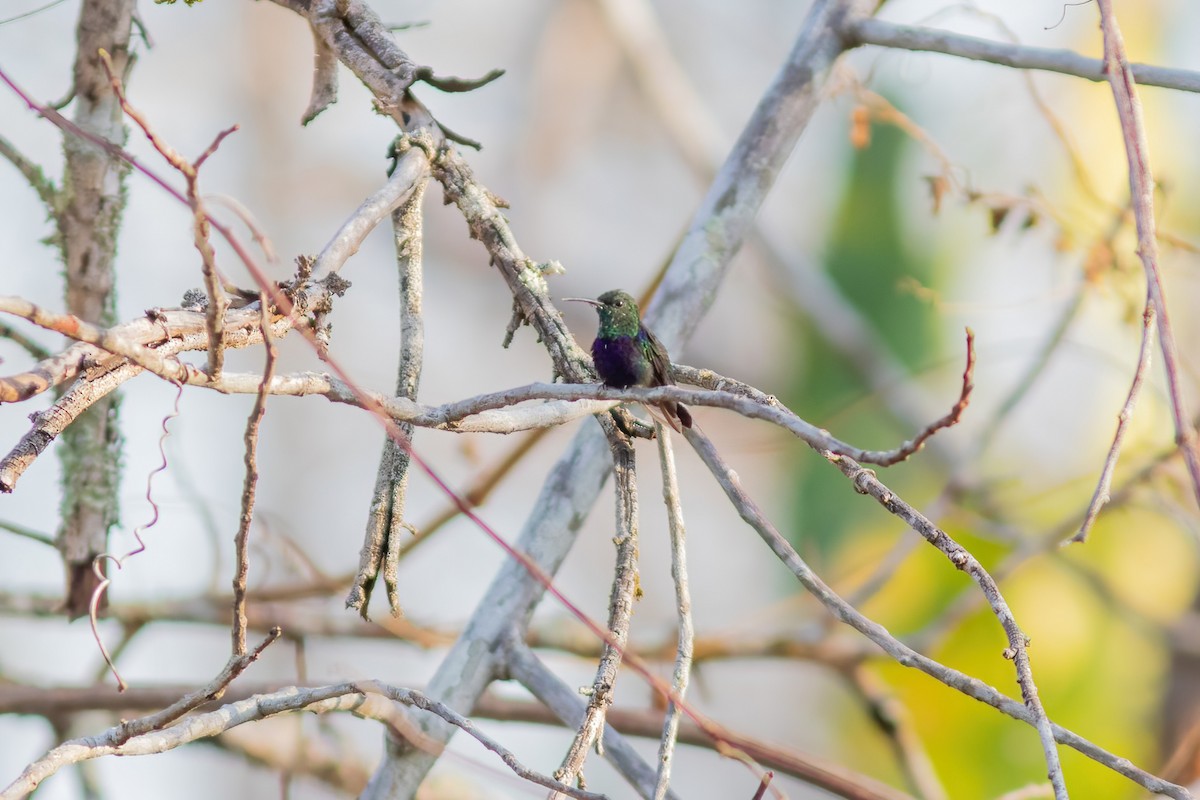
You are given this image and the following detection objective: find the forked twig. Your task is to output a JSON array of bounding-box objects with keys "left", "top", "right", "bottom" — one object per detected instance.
[{"left": 98, "top": 48, "right": 237, "bottom": 380}]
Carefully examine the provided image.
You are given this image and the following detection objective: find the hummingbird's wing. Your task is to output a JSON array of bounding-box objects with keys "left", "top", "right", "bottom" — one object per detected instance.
[
  {"left": 639, "top": 324, "right": 674, "bottom": 387},
  {"left": 639, "top": 324, "right": 692, "bottom": 430}
]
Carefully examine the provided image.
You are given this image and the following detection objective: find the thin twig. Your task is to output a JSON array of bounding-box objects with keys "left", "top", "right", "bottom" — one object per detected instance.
[
  {"left": 682, "top": 428, "right": 1169, "bottom": 796},
  {"left": 911, "top": 417, "right": 1200, "bottom": 655},
  {"left": 231, "top": 297, "right": 276, "bottom": 655},
  {"left": 429, "top": 145, "right": 592, "bottom": 381},
  {"left": 111, "top": 628, "right": 280, "bottom": 746},
  {"left": 555, "top": 436, "right": 640, "bottom": 792},
  {"left": 2, "top": 677, "right": 606, "bottom": 800},
  {"left": 204, "top": 193, "right": 277, "bottom": 263},
  {"left": 822, "top": 451, "right": 1066, "bottom": 799},
  {"left": 0, "top": 133, "right": 59, "bottom": 211},
  {"left": 301, "top": 22, "right": 338, "bottom": 125},
  {"left": 1071, "top": 294, "right": 1155, "bottom": 543},
  {"left": 1093, "top": 0, "right": 1200, "bottom": 513},
  {"left": 312, "top": 142, "right": 432, "bottom": 281},
  {"left": 653, "top": 422, "right": 693, "bottom": 800},
  {"left": 394, "top": 428, "right": 550, "bottom": 558},
  {"left": 864, "top": 328, "right": 974, "bottom": 466},
  {"left": 750, "top": 772, "right": 774, "bottom": 800},
  {"left": 846, "top": 17, "right": 1200, "bottom": 93},
  {"left": 97, "top": 48, "right": 235, "bottom": 380},
  {"left": 0, "top": 519, "right": 56, "bottom": 547},
  {"left": 507, "top": 636, "right": 683, "bottom": 800},
  {"left": 0, "top": 678, "right": 915, "bottom": 799},
  {"left": 0, "top": 321, "right": 53, "bottom": 361}
]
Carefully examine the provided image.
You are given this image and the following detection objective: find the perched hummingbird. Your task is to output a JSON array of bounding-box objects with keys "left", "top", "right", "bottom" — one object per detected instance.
[{"left": 565, "top": 290, "right": 692, "bottom": 432}]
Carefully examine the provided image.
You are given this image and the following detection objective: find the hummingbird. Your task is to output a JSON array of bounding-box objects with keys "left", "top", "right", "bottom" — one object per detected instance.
[{"left": 565, "top": 290, "right": 692, "bottom": 432}]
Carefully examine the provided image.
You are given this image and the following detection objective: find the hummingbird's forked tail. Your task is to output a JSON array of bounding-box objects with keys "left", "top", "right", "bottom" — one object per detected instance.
[{"left": 648, "top": 400, "right": 691, "bottom": 433}]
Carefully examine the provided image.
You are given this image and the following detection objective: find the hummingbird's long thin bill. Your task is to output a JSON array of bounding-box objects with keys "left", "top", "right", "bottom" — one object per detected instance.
[{"left": 562, "top": 297, "right": 602, "bottom": 306}]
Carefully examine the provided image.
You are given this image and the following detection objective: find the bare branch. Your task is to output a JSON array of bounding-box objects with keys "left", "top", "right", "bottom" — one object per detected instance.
[
  {"left": 392, "top": 428, "right": 550, "bottom": 559},
  {"left": 0, "top": 133, "right": 58, "bottom": 211},
  {"left": 139, "top": 626, "right": 282, "bottom": 729},
  {"left": 823, "top": 451, "right": 1065, "bottom": 798},
  {"left": 413, "top": 65, "right": 506, "bottom": 93},
  {"left": 0, "top": 297, "right": 200, "bottom": 387},
  {"left": 682, "top": 427, "right": 1182, "bottom": 797},
  {"left": 846, "top": 17, "right": 1200, "bottom": 93},
  {"left": 0, "top": 307, "right": 299, "bottom": 493},
  {"left": 231, "top": 300, "right": 276, "bottom": 655},
  {"left": 0, "top": 321, "right": 53, "bottom": 362},
  {"left": 0, "top": 679, "right": 915, "bottom": 799},
  {"left": 301, "top": 22, "right": 339, "bottom": 125},
  {"left": 349, "top": 159, "right": 429, "bottom": 617},
  {"left": 0, "top": 677, "right": 607, "bottom": 800},
  {"left": 1093, "top": 0, "right": 1200, "bottom": 513},
  {"left": 0, "top": 519, "right": 55, "bottom": 547},
  {"left": 507, "top": 637, "right": 682, "bottom": 800},
  {"left": 1072, "top": 296, "right": 1155, "bottom": 543},
  {"left": 847, "top": 328, "right": 974, "bottom": 467},
  {"left": 312, "top": 142, "right": 432, "bottom": 281},
  {"left": 555, "top": 437, "right": 639, "bottom": 791},
  {"left": 430, "top": 145, "right": 592, "bottom": 380},
  {"left": 0, "top": 361, "right": 133, "bottom": 493},
  {"left": 653, "top": 423, "right": 693, "bottom": 800},
  {"left": 99, "top": 43, "right": 236, "bottom": 389}
]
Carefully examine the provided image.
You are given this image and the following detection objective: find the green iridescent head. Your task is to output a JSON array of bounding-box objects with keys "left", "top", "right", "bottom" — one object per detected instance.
[{"left": 566, "top": 290, "right": 642, "bottom": 338}]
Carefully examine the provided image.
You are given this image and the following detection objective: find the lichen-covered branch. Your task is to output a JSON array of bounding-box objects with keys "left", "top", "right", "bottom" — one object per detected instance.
[
  {"left": 55, "top": 0, "right": 136, "bottom": 619},
  {"left": 349, "top": 157, "right": 430, "bottom": 617}
]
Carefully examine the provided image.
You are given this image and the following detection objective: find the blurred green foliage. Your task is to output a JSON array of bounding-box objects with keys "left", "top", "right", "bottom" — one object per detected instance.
[
  {"left": 782, "top": 122, "right": 940, "bottom": 559},
  {"left": 780, "top": 119, "right": 1196, "bottom": 798}
]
